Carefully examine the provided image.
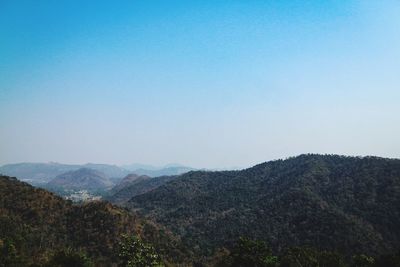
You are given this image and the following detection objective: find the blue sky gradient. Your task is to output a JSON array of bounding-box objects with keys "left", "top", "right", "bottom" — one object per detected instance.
[{"left": 1, "top": 1, "right": 399, "bottom": 167}]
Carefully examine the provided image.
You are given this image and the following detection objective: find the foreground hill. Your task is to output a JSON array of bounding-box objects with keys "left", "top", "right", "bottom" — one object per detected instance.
[
  {"left": 47, "top": 168, "right": 114, "bottom": 191},
  {"left": 0, "top": 175, "right": 188, "bottom": 266},
  {"left": 128, "top": 154, "right": 400, "bottom": 258}
]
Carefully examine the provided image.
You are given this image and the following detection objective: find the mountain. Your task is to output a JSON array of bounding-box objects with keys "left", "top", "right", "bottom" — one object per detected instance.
[
  {"left": 128, "top": 154, "right": 400, "bottom": 258},
  {"left": 107, "top": 175, "right": 177, "bottom": 205},
  {"left": 83, "top": 163, "right": 130, "bottom": 178},
  {"left": 121, "top": 163, "right": 195, "bottom": 177},
  {"left": 47, "top": 168, "right": 114, "bottom": 191},
  {"left": 0, "top": 162, "right": 130, "bottom": 185},
  {"left": 111, "top": 173, "right": 150, "bottom": 194},
  {"left": 0, "top": 162, "right": 81, "bottom": 184},
  {"left": 0, "top": 175, "right": 189, "bottom": 266},
  {"left": 0, "top": 162, "right": 190, "bottom": 185},
  {"left": 132, "top": 166, "right": 195, "bottom": 177},
  {"left": 122, "top": 163, "right": 159, "bottom": 171}
]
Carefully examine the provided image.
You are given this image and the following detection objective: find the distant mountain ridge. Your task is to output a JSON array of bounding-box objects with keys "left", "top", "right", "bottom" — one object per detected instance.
[
  {"left": 0, "top": 162, "right": 195, "bottom": 184},
  {"left": 128, "top": 154, "right": 400, "bottom": 258},
  {"left": 0, "top": 162, "right": 129, "bottom": 184},
  {"left": 122, "top": 163, "right": 195, "bottom": 177},
  {"left": 131, "top": 166, "right": 195, "bottom": 177},
  {"left": 0, "top": 162, "right": 82, "bottom": 183}
]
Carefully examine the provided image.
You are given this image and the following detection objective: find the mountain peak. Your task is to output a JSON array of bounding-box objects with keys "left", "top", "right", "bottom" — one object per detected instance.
[{"left": 48, "top": 168, "right": 113, "bottom": 191}]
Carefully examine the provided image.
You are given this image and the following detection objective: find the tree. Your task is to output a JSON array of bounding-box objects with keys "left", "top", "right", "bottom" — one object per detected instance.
[
  {"left": 374, "top": 251, "right": 400, "bottom": 267},
  {"left": 280, "top": 247, "right": 319, "bottom": 267},
  {"left": 44, "top": 248, "right": 93, "bottom": 267},
  {"left": 280, "top": 247, "right": 346, "bottom": 267},
  {"left": 118, "top": 234, "right": 164, "bottom": 267},
  {"left": 0, "top": 239, "right": 22, "bottom": 267},
  {"left": 351, "top": 254, "right": 375, "bottom": 267},
  {"left": 219, "top": 237, "right": 278, "bottom": 267},
  {"left": 318, "top": 250, "right": 346, "bottom": 267}
]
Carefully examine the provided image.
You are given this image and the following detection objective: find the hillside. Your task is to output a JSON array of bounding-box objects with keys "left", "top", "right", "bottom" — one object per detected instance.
[
  {"left": 107, "top": 175, "right": 177, "bottom": 205},
  {"left": 0, "top": 175, "right": 188, "bottom": 266},
  {"left": 47, "top": 168, "right": 114, "bottom": 191},
  {"left": 122, "top": 163, "right": 195, "bottom": 177},
  {"left": 111, "top": 173, "right": 150, "bottom": 194},
  {"left": 131, "top": 166, "right": 195, "bottom": 177},
  {"left": 83, "top": 163, "right": 130, "bottom": 178},
  {"left": 128, "top": 154, "right": 400, "bottom": 258}
]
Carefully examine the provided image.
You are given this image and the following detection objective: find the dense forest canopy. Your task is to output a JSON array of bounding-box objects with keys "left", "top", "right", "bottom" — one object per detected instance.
[
  {"left": 0, "top": 176, "right": 188, "bottom": 266},
  {"left": 128, "top": 154, "right": 400, "bottom": 259}
]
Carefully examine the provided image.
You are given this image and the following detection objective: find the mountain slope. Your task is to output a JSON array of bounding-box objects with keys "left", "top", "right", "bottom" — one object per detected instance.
[
  {"left": 108, "top": 175, "right": 177, "bottom": 205},
  {"left": 131, "top": 166, "right": 195, "bottom": 177},
  {"left": 83, "top": 163, "right": 130, "bottom": 178},
  {"left": 111, "top": 173, "right": 150, "bottom": 194},
  {"left": 128, "top": 154, "right": 400, "bottom": 258},
  {"left": 47, "top": 168, "right": 113, "bottom": 191},
  {"left": 0, "top": 175, "right": 189, "bottom": 266}
]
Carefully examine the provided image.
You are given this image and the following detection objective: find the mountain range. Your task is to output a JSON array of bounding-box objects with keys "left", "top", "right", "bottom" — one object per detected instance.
[
  {"left": 2, "top": 154, "right": 400, "bottom": 266},
  {"left": 0, "top": 162, "right": 195, "bottom": 185},
  {"left": 125, "top": 154, "right": 400, "bottom": 258}
]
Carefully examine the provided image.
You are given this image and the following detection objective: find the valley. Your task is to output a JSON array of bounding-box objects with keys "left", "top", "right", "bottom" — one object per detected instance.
[{"left": 1, "top": 154, "right": 400, "bottom": 266}]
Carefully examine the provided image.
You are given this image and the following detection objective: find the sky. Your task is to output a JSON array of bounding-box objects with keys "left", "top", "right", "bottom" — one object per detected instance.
[{"left": 1, "top": 0, "right": 400, "bottom": 168}]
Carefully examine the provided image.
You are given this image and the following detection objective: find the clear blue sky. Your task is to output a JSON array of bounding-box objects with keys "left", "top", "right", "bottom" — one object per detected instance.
[{"left": 1, "top": 0, "right": 399, "bottom": 168}]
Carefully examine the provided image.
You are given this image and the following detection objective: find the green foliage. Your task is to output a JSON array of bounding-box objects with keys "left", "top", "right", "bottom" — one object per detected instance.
[
  {"left": 217, "top": 238, "right": 349, "bottom": 267},
  {"left": 44, "top": 248, "right": 93, "bottom": 267},
  {"left": 373, "top": 251, "right": 400, "bottom": 267},
  {"left": 0, "top": 175, "right": 185, "bottom": 266},
  {"left": 217, "top": 237, "right": 400, "bottom": 267},
  {"left": 0, "top": 239, "right": 23, "bottom": 267},
  {"left": 280, "top": 247, "right": 346, "bottom": 267},
  {"left": 220, "top": 237, "right": 278, "bottom": 267},
  {"left": 351, "top": 254, "right": 375, "bottom": 267},
  {"left": 107, "top": 175, "right": 176, "bottom": 205},
  {"left": 118, "top": 234, "right": 164, "bottom": 267}
]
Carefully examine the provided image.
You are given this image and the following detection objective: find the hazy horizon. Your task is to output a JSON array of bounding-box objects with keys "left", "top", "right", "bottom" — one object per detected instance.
[
  {"left": 1, "top": 1, "right": 399, "bottom": 168},
  {"left": 2, "top": 152, "right": 400, "bottom": 171}
]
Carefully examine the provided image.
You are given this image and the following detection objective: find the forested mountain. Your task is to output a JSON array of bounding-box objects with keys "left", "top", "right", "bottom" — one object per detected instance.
[
  {"left": 107, "top": 175, "right": 177, "bottom": 205},
  {"left": 0, "top": 175, "right": 189, "bottom": 266},
  {"left": 83, "top": 163, "right": 130, "bottom": 178},
  {"left": 127, "top": 166, "right": 195, "bottom": 178},
  {"left": 2, "top": 155, "right": 400, "bottom": 266},
  {"left": 128, "top": 154, "right": 400, "bottom": 259},
  {"left": 111, "top": 173, "right": 151, "bottom": 194},
  {"left": 47, "top": 168, "right": 114, "bottom": 191}
]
